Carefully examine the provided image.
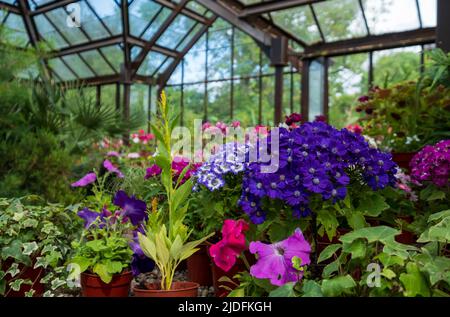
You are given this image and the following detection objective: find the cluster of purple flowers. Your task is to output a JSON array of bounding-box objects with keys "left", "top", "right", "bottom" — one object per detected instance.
[
  {"left": 240, "top": 121, "right": 398, "bottom": 224},
  {"left": 193, "top": 143, "right": 248, "bottom": 191},
  {"left": 410, "top": 140, "right": 450, "bottom": 187}
]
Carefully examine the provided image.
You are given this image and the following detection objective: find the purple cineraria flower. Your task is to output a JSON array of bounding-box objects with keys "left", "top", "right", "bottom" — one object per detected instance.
[
  {"left": 249, "top": 228, "right": 311, "bottom": 286},
  {"left": 113, "top": 190, "right": 147, "bottom": 225},
  {"left": 77, "top": 207, "right": 101, "bottom": 228},
  {"left": 411, "top": 140, "right": 450, "bottom": 187},
  {"left": 103, "top": 160, "right": 124, "bottom": 178},
  {"left": 130, "top": 228, "right": 155, "bottom": 276},
  {"left": 239, "top": 121, "right": 398, "bottom": 224},
  {"left": 145, "top": 164, "right": 162, "bottom": 179},
  {"left": 71, "top": 172, "right": 97, "bottom": 187}
]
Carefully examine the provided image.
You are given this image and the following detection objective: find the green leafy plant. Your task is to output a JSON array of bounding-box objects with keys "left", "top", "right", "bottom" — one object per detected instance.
[
  {"left": 0, "top": 196, "right": 82, "bottom": 297},
  {"left": 138, "top": 91, "right": 213, "bottom": 290}
]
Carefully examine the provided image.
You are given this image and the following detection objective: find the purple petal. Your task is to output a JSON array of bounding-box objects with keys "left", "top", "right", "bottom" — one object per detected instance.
[
  {"left": 77, "top": 208, "right": 100, "bottom": 228},
  {"left": 71, "top": 173, "right": 96, "bottom": 187},
  {"left": 104, "top": 160, "right": 124, "bottom": 178},
  {"left": 113, "top": 190, "right": 147, "bottom": 225}
]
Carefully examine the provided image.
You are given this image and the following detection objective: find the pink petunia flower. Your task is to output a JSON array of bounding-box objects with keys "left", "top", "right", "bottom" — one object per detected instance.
[
  {"left": 209, "top": 219, "right": 249, "bottom": 272},
  {"left": 249, "top": 228, "right": 311, "bottom": 286}
]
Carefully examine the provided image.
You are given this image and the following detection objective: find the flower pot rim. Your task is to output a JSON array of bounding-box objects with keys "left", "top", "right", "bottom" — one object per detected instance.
[{"left": 81, "top": 270, "right": 132, "bottom": 278}]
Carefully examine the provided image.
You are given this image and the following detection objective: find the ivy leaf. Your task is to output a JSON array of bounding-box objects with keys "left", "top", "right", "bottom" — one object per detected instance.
[
  {"left": 40, "top": 272, "right": 54, "bottom": 284},
  {"left": 1, "top": 240, "right": 31, "bottom": 266},
  {"left": 399, "top": 262, "right": 431, "bottom": 297},
  {"left": 318, "top": 244, "right": 341, "bottom": 263},
  {"left": 25, "top": 289, "right": 36, "bottom": 297},
  {"left": 301, "top": 280, "right": 323, "bottom": 297},
  {"left": 50, "top": 278, "right": 66, "bottom": 290},
  {"left": 268, "top": 222, "right": 288, "bottom": 243},
  {"left": 9, "top": 279, "right": 32, "bottom": 292},
  {"left": 322, "top": 258, "right": 340, "bottom": 278},
  {"left": 43, "top": 290, "right": 55, "bottom": 297},
  {"left": 6, "top": 263, "right": 20, "bottom": 277},
  {"left": 269, "top": 282, "right": 296, "bottom": 297},
  {"left": 375, "top": 252, "right": 404, "bottom": 268},
  {"left": 346, "top": 211, "right": 367, "bottom": 230},
  {"left": 381, "top": 268, "right": 396, "bottom": 280},
  {"left": 426, "top": 190, "right": 446, "bottom": 201},
  {"left": 321, "top": 275, "right": 356, "bottom": 297},
  {"left": 22, "top": 242, "right": 39, "bottom": 256},
  {"left": 22, "top": 219, "right": 39, "bottom": 228}
]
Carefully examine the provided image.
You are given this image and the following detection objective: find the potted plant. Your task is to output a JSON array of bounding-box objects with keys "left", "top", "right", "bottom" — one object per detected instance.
[
  {"left": 0, "top": 196, "right": 81, "bottom": 297},
  {"left": 135, "top": 92, "right": 213, "bottom": 297},
  {"left": 69, "top": 167, "right": 153, "bottom": 297}
]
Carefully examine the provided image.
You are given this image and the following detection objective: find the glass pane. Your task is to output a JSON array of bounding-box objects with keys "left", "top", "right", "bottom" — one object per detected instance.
[
  {"left": 329, "top": 54, "right": 369, "bottom": 128},
  {"left": 61, "top": 54, "right": 95, "bottom": 78},
  {"left": 176, "top": 23, "right": 202, "bottom": 51},
  {"left": 100, "top": 45, "right": 123, "bottom": 73},
  {"left": 100, "top": 84, "right": 117, "bottom": 110},
  {"left": 262, "top": 76, "right": 274, "bottom": 126},
  {"left": 141, "top": 7, "right": 171, "bottom": 41},
  {"left": 373, "top": 46, "right": 421, "bottom": 87},
  {"left": 156, "top": 14, "right": 196, "bottom": 50},
  {"left": 207, "top": 81, "right": 231, "bottom": 122},
  {"left": 28, "top": 0, "right": 54, "bottom": 9},
  {"left": 129, "top": 0, "right": 163, "bottom": 37},
  {"left": 131, "top": 45, "right": 142, "bottom": 59},
  {"left": 418, "top": 0, "right": 437, "bottom": 27},
  {"left": 184, "top": 48, "right": 205, "bottom": 83},
  {"left": 270, "top": 6, "right": 322, "bottom": 45},
  {"left": 131, "top": 84, "right": 149, "bottom": 131},
  {"left": 80, "top": 49, "right": 115, "bottom": 75},
  {"left": 137, "top": 51, "right": 173, "bottom": 76},
  {"left": 49, "top": 58, "right": 77, "bottom": 81},
  {"left": 41, "top": 6, "right": 89, "bottom": 45},
  {"left": 234, "top": 78, "right": 260, "bottom": 126},
  {"left": 2, "top": 13, "right": 29, "bottom": 46},
  {"left": 363, "top": 0, "right": 420, "bottom": 35},
  {"left": 308, "top": 59, "right": 325, "bottom": 121},
  {"left": 234, "top": 42, "right": 260, "bottom": 77},
  {"left": 208, "top": 47, "right": 231, "bottom": 80},
  {"left": 34, "top": 14, "right": 69, "bottom": 48},
  {"left": 167, "top": 62, "right": 182, "bottom": 85},
  {"left": 313, "top": 0, "right": 367, "bottom": 41},
  {"left": 79, "top": 1, "right": 111, "bottom": 40},
  {"left": 183, "top": 83, "right": 205, "bottom": 123},
  {"left": 86, "top": 0, "right": 122, "bottom": 35}
]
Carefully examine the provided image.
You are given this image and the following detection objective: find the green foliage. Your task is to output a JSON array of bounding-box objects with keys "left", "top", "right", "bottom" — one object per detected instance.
[
  {"left": 0, "top": 196, "right": 82, "bottom": 296},
  {"left": 138, "top": 92, "right": 213, "bottom": 290}
]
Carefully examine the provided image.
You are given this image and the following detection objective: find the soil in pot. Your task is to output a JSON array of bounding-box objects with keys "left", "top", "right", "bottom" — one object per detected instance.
[
  {"left": 187, "top": 243, "right": 213, "bottom": 286},
  {"left": 133, "top": 281, "right": 199, "bottom": 297},
  {"left": 81, "top": 271, "right": 133, "bottom": 297}
]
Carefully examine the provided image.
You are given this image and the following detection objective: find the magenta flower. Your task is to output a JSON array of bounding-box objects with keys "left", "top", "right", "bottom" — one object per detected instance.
[
  {"left": 209, "top": 219, "right": 249, "bottom": 272},
  {"left": 411, "top": 140, "right": 450, "bottom": 187},
  {"left": 202, "top": 122, "right": 212, "bottom": 131},
  {"left": 145, "top": 164, "right": 162, "bottom": 179},
  {"left": 285, "top": 113, "right": 302, "bottom": 126},
  {"left": 358, "top": 95, "right": 369, "bottom": 103},
  {"left": 249, "top": 228, "right": 311, "bottom": 286},
  {"left": 231, "top": 121, "right": 241, "bottom": 128},
  {"left": 103, "top": 159, "right": 124, "bottom": 178},
  {"left": 71, "top": 172, "right": 97, "bottom": 187}
]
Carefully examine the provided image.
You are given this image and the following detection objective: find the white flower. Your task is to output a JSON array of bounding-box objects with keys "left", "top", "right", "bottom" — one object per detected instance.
[{"left": 127, "top": 152, "right": 140, "bottom": 159}]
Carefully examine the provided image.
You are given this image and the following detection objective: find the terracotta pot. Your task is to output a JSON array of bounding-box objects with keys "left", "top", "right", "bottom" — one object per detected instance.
[
  {"left": 392, "top": 152, "right": 417, "bottom": 171},
  {"left": 133, "top": 281, "right": 199, "bottom": 297},
  {"left": 2, "top": 258, "right": 45, "bottom": 297},
  {"left": 80, "top": 271, "right": 133, "bottom": 297},
  {"left": 187, "top": 244, "right": 213, "bottom": 286}
]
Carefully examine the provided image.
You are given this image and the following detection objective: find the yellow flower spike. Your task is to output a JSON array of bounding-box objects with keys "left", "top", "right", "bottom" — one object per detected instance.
[
  {"left": 160, "top": 90, "right": 167, "bottom": 113},
  {"left": 151, "top": 197, "right": 158, "bottom": 213}
]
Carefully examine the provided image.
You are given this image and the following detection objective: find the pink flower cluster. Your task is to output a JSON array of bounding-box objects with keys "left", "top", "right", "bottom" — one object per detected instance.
[
  {"left": 411, "top": 140, "right": 450, "bottom": 187},
  {"left": 346, "top": 124, "right": 363, "bottom": 135},
  {"left": 144, "top": 156, "right": 201, "bottom": 183},
  {"left": 209, "top": 219, "right": 249, "bottom": 272},
  {"left": 132, "top": 129, "right": 155, "bottom": 144},
  {"left": 202, "top": 121, "right": 241, "bottom": 134}
]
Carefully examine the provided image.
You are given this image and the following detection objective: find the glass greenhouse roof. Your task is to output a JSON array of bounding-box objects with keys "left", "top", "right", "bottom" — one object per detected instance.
[{"left": 0, "top": 0, "right": 437, "bottom": 85}]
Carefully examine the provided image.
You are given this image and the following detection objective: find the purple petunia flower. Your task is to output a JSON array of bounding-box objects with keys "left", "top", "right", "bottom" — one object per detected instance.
[
  {"left": 103, "top": 160, "right": 124, "bottom": 178},
  {"left": 113, "top": 190, "right": 147, "bottom": 225},
  {"left": 249, "top": 228, "right": 311, "bottom": 286},
  {"left": 411, "top": 140, "right": 450, "bottom": 187},
  {"left": 77, "top": 207, "right": 101, "bottom": 228},
  {"left": 71, "top": 172, "right": 97, "bottom": 187}
]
